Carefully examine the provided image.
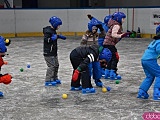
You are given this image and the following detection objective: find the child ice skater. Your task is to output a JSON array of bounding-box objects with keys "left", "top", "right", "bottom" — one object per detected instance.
[
  {"left": 0, "top": 36, "right": 12, "bottom": 97},
  {"left": 43, "top": 16, "right": 66, "bottom": 86},
  {"left": 103, "top": 12, "right": 131, "bottom": 80},
  {"left": 86, "top": 14, "right": 111, "bottom": 46},
  {"left": 70, "top": 45, "right": 112, "bottom": 94},
  {"left": 80, "top": 14, "right": 106, "bottom": 87},
  {"left": 137, "top": 25, "right": 160, "bottom": 101},
  {"left": 87, "top": 15, "right": 112, "bottom": 78}
]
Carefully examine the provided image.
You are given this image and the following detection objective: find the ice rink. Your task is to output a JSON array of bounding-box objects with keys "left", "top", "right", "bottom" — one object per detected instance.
[{"left": 0, "top": 37, "right": 159, "bottom": 120}]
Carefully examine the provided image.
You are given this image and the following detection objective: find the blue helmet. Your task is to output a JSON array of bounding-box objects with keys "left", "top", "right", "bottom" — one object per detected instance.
[
  {"left": 0, "top": 36, "right": 7, "bottom": 53},
  {"left": 156, "top": 25, "right": 160, "bottom": 35},
  {"left": 99, "top": 48, "right": 112, "bottom": 62},
  {"left": 49, "top": 16, "right": 62, "bottom": 29},
  {"left": 104, "top": 15, "right": 111, "bottom": 25},
  {"left": 112, "top": 12, "right": 126, "bottom": 24},
  {"left": 88, "top": 17, "right": 102, "bottom": 31}
]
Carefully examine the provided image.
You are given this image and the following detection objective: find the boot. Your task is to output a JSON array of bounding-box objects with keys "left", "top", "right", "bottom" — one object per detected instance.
[
  {"left": 137, "top": 89, "right": 149, "bottom": 99},
  {"left": 110, "top": 70, "right": 121, "bottom": 80},
  {"left": 45, "top": 81, "right": 57, "bottom": 86},
  {"left": 153, "top": 88, "right": 160, "bottom": 101},
  {"left": 95, "top": 79, "right": 103, "bottom": 87},
  {"left": 54, "top": 79, "right": 61, "bottom": 84},
  {"left": 82, "top": 88, "right": 96, "bottom": 94},
  {"left": 104, "top": 69, "right": 110, "bottom": 79}
]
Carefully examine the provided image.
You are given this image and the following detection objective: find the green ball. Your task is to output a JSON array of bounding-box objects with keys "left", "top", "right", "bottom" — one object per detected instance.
[
  {"left": 115, "top": 80, "right": 120, "bottom": 84},
  {"left": 20, "top": 68, "right": 24, "bottom": 72}
]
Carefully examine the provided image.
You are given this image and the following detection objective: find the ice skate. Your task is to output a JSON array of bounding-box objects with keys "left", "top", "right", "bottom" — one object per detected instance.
[
  {"left": 95, "top": 79, "right": 103, "bottom": 87},
  {"left": 54, "top": 79, "right": 61, "bottom": 84},
  {"left": 45, "top": 81, "right": 57, "bottom": 86},
  {"left": 110, "top": 70, "right": 121, "bottom": 80},
  {"left": 70, "top": 86, "right": 82, "bottom": 91},
  {"left": 137, "top": 89, "right": 149, "bottom": 99},
  {"left": 153, "top": 88, "right": 160, "bottom": 101},
  {"left": 82, "top": 88, "right": 96, "bottom": 94}
]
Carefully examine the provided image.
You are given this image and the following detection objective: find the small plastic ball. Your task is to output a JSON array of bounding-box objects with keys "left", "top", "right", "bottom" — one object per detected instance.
[
  {"left": 20, "top": 68, "right": 24, "bottom": 72},
  {"left": 5, "top": 39, "right": 9, "bottom": 43},
  {"left": 27, "top": 64, "right": 30, "bottom": 68},
  {"left": 115, "top": 80, "right": 120, "bottom": 84},
  {"left": 102, "top": 87, "right": 107, "bottom": 93},
  {"left": 107, "top": 86, "right": 111, "bottom": 91},
  {"left": 62, "top": 94, "right": 68, "bottom": 99}
]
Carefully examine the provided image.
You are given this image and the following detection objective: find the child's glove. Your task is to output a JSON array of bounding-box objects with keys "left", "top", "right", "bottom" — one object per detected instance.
[
  {"left": 96, "top": 24, "right": 104, "bottom": 31},
  {"left": 72, "top": 69, "right": 80, "bottom": 81},
  {"left": 51, "top": 34, "right": 58, "bottom": 41},
  {"left": 58, "top": 35, "right": 66, "bottom": 40},
  {"left": 0, "top": 73, "right": 12, "bottom": 84},
  {"left": 121, "top": 32, "right": 132, "bottom": 38}
]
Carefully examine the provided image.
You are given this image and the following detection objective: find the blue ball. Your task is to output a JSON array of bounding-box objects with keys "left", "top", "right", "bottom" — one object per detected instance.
[
  {"left": 107, "top": 86, "right": 111, "bottom": 91},
  {"left": 27, "top": 64, "right": 30, "bottom": 68}
]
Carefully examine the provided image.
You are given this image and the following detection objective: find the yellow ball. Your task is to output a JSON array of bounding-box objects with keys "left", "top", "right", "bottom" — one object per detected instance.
[
  {"left": 102, "top": 87, "right": 107, "bottom": 93},
  {"left": 5, "top": 39, "right": 9, "bottom": 43},
  {"left": 62, "top": 94, "right": 68, "bottom": 99}
]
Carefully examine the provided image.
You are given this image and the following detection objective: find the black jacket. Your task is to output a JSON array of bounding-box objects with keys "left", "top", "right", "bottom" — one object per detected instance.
[
  {"left": 43, "top": 26, "right": 58, "bottom": 56},
  {"left": 74, "top": 45, "right": 100, "bottom": 71}
]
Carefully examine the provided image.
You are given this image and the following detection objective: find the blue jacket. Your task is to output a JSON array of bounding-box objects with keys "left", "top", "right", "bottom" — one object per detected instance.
[{"left": 142, "top": 36, "right": 160, "bottom": 60}]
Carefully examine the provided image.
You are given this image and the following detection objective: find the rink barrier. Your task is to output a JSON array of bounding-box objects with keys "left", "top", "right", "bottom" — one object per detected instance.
[
  {"left": 0, "top": 33, "right": 15, "bottom": 38},
  {"left": 0, "top": 32, "right": 155, "bottom": 38},
  {"left": 16, "top": 32, "right": 43, "bottom": 37}
]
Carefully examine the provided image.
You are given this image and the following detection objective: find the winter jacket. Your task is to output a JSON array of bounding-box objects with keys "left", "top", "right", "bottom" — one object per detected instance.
[
  {"left": 142, "top": 36, "right": 160, "bottom": 60},
  {"left": 43, "top": 26, "right": 58, "bottom": 56},
  {"left": 81, "top": 29, "right": 106, "bottom": 46},
  {"left": 81, "top": 30, "right": 98, "bottom": 45},
  {"left": 103, "top": 19, "right": 123, "bottom": 46},
  {"left": 74, "top": 45, "right": 100, "bottom": 71}
]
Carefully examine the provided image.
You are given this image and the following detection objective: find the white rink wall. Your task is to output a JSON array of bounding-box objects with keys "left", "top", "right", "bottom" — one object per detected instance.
[{"left": 0, "top": 8, "right": 159, "bottom": 34}]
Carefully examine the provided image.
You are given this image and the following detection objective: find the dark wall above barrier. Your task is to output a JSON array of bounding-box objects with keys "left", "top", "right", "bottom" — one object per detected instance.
[
  {"left": 105, "top": 0, "right": 160, "bottom": 8},
  {"left": 37, "top": 0, "right": 160, "bottom": 8},
  {"left": 2, "top": 0, "right": 160, "bottom": 9},
  {"left": 22, "top": 0, "right": 38, "bottom": 8}
]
